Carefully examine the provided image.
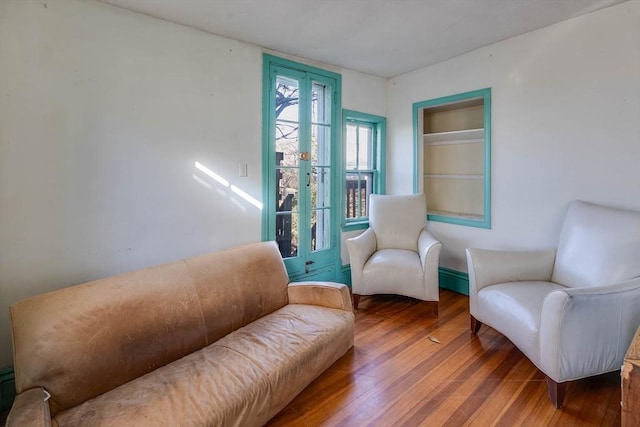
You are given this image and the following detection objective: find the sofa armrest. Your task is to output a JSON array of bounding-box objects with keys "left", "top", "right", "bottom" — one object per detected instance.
[
  {"left": 345, "top": 228, "right": 377, "bottom": 294},
  {"left": 6, "top": 388, "right": 52, "bottom": 427},
  {"left": 288, "top": 282, "right": 353, "bottom": 312},
  {"left": 466, "top": 248, "right": 556, "bottom": 293},
  {"left": 540, "top": 278, "right": 640, "bottom": 382}
]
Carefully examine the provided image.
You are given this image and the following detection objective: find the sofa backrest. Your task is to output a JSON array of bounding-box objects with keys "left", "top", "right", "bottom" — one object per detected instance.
[
  {"left": 183, "top": 242, "right": 289, "bottom": 346},
  {"left": 10, "top": 241, "right": 289, "bottom": 414},
  {"left": 369, "top": 193, "right": 427, "bottom": 252},
  {"left": 552, "top": 200, "right": 640, "bottom": 288}
]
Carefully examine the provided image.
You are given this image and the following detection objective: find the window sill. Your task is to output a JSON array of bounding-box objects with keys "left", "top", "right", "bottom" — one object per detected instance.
[{"left": 343, "top": 221, "right": 369, "bottom": 232}]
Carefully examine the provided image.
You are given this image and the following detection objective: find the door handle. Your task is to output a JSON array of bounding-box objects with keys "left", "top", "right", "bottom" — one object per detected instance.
[{"left": 305, "top": 259, "right": 314, "bottom": 273}]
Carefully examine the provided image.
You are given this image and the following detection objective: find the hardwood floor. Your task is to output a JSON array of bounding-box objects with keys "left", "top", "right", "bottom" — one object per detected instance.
[{"left": 267, "top": 290, "right": 621, "bottom": 427}]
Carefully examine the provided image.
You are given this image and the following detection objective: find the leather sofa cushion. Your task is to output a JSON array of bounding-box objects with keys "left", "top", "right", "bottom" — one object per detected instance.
[
  {"left": 477, "top": 281, "right": 566, "bottom": 361},
  {"left": 218, "top": 304, "right": 354, "bottom": 413},
  {"left": 52, "top": 304, "right": 354, "bottom": 427}
]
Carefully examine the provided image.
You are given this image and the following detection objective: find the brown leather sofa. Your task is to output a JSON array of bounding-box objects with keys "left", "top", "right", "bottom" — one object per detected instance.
[{"left": 7, "top": 241, "right": 354, "bottom": 426}]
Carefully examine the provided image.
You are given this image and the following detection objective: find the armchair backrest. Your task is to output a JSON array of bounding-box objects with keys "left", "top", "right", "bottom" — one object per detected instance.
[
  {"left": 552, "top": 200, "right": 640, "bottom": 288},
  {"left": 369, "top": 193, "right": 427, "bottom": 252}
]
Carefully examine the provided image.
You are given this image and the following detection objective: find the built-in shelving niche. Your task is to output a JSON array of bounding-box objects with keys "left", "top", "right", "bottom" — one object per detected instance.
[{"left": 413, "top": 89, "right": 491, "bottom": 228}]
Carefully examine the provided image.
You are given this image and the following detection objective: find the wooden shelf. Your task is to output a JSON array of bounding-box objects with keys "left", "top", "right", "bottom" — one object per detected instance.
[
  {"left": 428, "top": 210, "right": 484, "bottom": 221},
  {"left": 423, "top": 128, "right": 483, "bottom": 145},
  {"left": 419, "top": 91, "right": 490, "bottom": 228},
  {"left": 424, "top": 174, "right": 483, "bottom": 180}
]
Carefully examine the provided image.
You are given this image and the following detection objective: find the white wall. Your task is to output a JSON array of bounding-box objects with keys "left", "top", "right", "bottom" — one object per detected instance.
[
  {"left": 387, "top": 1, "right": 640, "bottom": 271},
  {"left": 0, "top": 0, "right": 386, "bottom": 367}
]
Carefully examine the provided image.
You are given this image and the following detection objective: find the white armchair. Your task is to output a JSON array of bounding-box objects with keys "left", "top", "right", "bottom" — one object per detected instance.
[
  {"left": 346, "top": 193, "right": 442, "bottom": 313},
  {"left": 467, "top": 200, "right": 640, "bottom": 408}
]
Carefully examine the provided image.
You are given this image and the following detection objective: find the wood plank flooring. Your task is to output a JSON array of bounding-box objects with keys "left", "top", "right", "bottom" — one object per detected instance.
[{"left": 267, "top": 290, "right": 622, "bottom": 427}]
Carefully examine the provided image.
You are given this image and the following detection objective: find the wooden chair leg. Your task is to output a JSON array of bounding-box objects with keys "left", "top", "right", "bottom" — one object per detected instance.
[
  {"left": 424, "top": 300, "right": 438, "bottom": 317},
  {"left": 353, "top": 294, "right": 361, "bottom": 309},
  {"left": 546, "top": 376, "right": 566, "bottom": 408},
  {"left": 470, "top": 315, "right": 482, "bottom": 334}
]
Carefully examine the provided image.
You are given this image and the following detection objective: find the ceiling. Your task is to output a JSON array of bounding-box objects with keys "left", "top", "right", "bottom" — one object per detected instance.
[{"left": 100, "top": 0, "right": 627, "bottom": 78}]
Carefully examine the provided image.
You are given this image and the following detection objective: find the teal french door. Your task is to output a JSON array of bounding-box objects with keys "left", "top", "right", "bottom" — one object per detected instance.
[{"left": 263, "top": 55, "right": 341, "bottom": 281}]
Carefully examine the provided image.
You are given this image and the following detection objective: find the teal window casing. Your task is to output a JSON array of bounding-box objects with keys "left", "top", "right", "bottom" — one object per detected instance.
[
  {"left": 413, "top": 88, "right": 491, "bottom": 229},
  {"left": 342, "top": 110, "right": 386, "bottom": 231}
]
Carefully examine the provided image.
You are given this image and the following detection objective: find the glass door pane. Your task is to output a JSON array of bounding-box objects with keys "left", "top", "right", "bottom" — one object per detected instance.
[
  {"left": 275, "top": 75, "right": 301, "bottom": 258},
  {"left": 310, "top": 81, "right": 331, "bottom": 253},
  {"left": 310, "top": 166, "right": 330, "bottom": 251}
]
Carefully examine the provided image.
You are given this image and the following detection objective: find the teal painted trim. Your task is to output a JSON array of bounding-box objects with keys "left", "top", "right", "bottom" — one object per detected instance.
[
  {"left": 412, "top": 88, "right": 492, "bottom": 229},
  {"left": 427, "top": 214, "right": 486, "bottom": 228},
  {"left": 0, "top": 366, "right": 15, "bottom": 412},
  {"left": 341, "top": 109, "right": 387, "bottom": 228},
  {"left": 342, "top": 221, "right": 369, "bottom": 232},
  {"left": 483, "top": 90, "right": 492, "bottom": 229},
  {"left": 343, "top": 110, "right": 386, "bottom": 124},
  {"left": 288, "top": 265, "right": 336, "bottom": 282},
  {"left": 412, "top": 88, "right": 491, "bottom": 111},
  {"left": 261, "top": 55, "right": 273, "bottom": 242},
  {"left": 341, "top": 265, "right": 352, "bottom": 287},
  {"left": 412, "top": 102, "right": 420, "bottom": 193},
  {"left": 378, "top": 115, "right": 387, "bottom": 195},
  {"left": 438, "top": 267, "right": 469, "bottom": 295},
  {"left": 332, "top": 76, "right": 344, "bottom": 282},
  {"left": 263, "top": 54, "right": 342, "bottom": 81}
]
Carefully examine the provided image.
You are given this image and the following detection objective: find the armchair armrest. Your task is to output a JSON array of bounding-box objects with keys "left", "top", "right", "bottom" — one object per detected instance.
[
  {"left": 288, "top": 281, "right": 353, "bottom": 312},
  {"left": 466, "top": 248, "right": 556, "bottom": 294},
  {"left": 345, "top": 228, "right": 377, "bottom": 294},
  {"left": 418, "top": 229, "right": 442, "bottom": 300},
  {"left": 540, "top": 278, "right": 640, "bottom": 382},
  {"left": 418, "top": 228, "right": 441, "bottom": 269},
  {"left": 6, "top": 387, "right": 52, "bottom": 427}
]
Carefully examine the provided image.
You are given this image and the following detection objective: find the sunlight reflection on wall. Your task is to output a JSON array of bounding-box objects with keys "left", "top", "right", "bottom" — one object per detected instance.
[{"left": 193, "top": 161, "right": 263, "bottom": 210}]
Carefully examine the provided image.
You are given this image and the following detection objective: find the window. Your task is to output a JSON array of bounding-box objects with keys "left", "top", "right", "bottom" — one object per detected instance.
[
  {"left": 413, "top": 88, "right": 491, "bottom": 228},
  {"left": 343, "top": 110, "right": 386, "bottom": 230}
]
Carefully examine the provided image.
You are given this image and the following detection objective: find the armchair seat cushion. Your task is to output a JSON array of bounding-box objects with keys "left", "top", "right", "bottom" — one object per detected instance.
[
  {"left": 477, "top": 281, "right": 566, "bottom": 360},
  {"left": 363, "top": 249, "right": 424, "bottom": 298}
]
